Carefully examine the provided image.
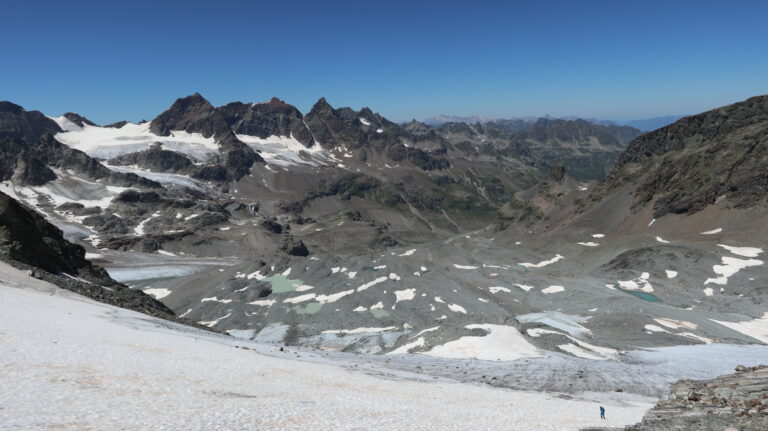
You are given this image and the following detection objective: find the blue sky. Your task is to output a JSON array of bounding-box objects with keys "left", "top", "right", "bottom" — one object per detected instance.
[{"left": 2, "top": 0, "right": 766, "bottom": 124}]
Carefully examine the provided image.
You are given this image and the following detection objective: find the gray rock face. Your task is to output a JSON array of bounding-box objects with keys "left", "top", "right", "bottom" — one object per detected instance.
[
  {"left": 0, "top": 101, "right": 61, "bottom": 142},
  {"left": 0, "top": 190, "right": 113, "bottom": 283},
  {"left": 219, "top": 98, "right": 315, "bottom": 146},
  {"left": 589, "top": 94, "right": 768, "bottom": 217},
  {"left": 304, "top": 98, "right": 450, "bottom": 170}
]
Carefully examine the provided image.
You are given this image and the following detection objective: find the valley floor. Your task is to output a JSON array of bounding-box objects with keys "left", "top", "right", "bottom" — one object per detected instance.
[{"left": 0, "top": 261, "right": 653, "bottom": 431}]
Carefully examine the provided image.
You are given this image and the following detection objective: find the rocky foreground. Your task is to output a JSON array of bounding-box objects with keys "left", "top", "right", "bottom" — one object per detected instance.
[{"left": 584, "top": 365, "right": 768, "bottom": 431}]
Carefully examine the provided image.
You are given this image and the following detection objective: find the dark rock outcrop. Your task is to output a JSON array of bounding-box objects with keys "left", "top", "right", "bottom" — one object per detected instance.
[
  {"left": 0, "top": 101, "right": 62, "bottom": 142},
  {"left": 62, "top": 112, "right": 97, "bottom": 127},
  {"left": 219, "top": 97, "right": 315, "bottom": 146},
  {"left": 110, "top": 146, "right": 194, "bottom": 172},
  {"left": 586, "top": 365, "right": 768, "bottom": 431},
  {"left": 281, "top": 237, "right": 309, "bottom": 256},
  {"left": 0, "top": 191, "right": 114, "bottom": 284}
]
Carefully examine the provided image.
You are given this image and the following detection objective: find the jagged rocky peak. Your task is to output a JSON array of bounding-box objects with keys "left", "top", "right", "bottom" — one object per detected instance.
[
  {"left": 0, "top": 101, "right": 62, "bottom": 142},
  {"left": 218, "top": 97, "right": 314, "bottom": 146},
  {"left": 149, "top": 92, "right": 230, "bottom": 138},
  {"left": 62, "top": 112, "right": 97, "bottom": 127},
  {"left": 310, "top": 96, "right": 334, "bottom": 113}
]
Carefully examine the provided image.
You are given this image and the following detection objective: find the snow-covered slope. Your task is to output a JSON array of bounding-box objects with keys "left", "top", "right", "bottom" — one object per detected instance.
[
  {"left": 53, "top": 122, "right": 219, "bottom": 160},
  {"left": 0, "top": 261, "right": 652, "bottom": 430}
]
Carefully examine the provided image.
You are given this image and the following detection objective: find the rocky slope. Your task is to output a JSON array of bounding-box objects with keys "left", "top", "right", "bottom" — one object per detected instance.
[
  {"left": 0, "top": 190, "right": 180, "bottom": 319},
  {"left": 585, "top": 365, "right": 768, "bottom": 431},
  {"left": 586, "top": 95, "right": 768, "bottom": 218}
]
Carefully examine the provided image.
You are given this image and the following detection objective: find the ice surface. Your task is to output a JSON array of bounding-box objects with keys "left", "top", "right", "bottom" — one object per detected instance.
[
  {"left": 48, "top": 115, "right": 82, "bottom": 131},
  {"left": 104, "top": 163, "right": 205, "bottom": 192},
  {"left": 518, "top": 312, "right": 592, "bottom": 337},
  {"left": 236, "top": 134, "right": 330, "bottom": 167},
  {"left": 55, "top": 122, "right": 219, "bottom": 160}
]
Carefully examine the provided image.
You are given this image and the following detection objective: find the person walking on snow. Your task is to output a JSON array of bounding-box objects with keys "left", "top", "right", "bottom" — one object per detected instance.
[{"left": 600, "top": 406, "right": 606, "bottom": 419}]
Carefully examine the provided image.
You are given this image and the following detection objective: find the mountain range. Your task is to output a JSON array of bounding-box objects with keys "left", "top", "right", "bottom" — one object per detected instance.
[
  {"left": 424, "top": 114, "right": 686, "bottom": 132},
  {"left": 0, "top": 92, "right": 766, "bottom": 381}
]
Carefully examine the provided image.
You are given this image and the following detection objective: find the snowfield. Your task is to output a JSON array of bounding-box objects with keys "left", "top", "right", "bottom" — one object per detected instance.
[
  {"left": 53, "top": 122, "right": 219, "bottom": 160},
  {"left": 0, "top": 261, "right": 653, "bottom": 430}
]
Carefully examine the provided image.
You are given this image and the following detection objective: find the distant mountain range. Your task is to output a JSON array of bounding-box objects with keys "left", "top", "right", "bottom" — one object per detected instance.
[{"left": 423, "top": 114, "right": 686, "bottom": 132}]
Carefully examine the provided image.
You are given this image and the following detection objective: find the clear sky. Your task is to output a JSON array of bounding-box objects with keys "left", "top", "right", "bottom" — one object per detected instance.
[{"left": 2, "top": 0, "right": 767, "bottom": 124}]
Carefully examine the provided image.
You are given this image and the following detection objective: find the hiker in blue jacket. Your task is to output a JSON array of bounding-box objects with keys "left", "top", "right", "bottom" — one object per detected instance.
[{"left": 600, "top": 406, "right": 606, "bottom": 419}]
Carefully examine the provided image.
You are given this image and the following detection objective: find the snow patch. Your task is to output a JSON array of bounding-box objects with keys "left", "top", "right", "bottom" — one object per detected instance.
[
  {"left": 711, "top": 313, "right": 768, "bottom": 344},
  {"left": 143, "top": 288, "right": 171, "bottom": 299},
  {"left": 519, "top": 255, "right": 564, "bottom": 268},
  {"left": 55, "top": 123, "right": 219, "bottom": 160},
  {"left": 541, "top": 285, "right": 565, "bottom": 294},
  {"left": 394, "top": 289, "right": 416, "bottom": 303},
  {"left": 423, "top": 324, "right": 540, "bottom": 361}
]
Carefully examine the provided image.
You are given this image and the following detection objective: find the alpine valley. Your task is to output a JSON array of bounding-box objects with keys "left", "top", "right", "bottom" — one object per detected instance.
[{"left": 2, "top": 93, "right": 768, "bottom": 430}]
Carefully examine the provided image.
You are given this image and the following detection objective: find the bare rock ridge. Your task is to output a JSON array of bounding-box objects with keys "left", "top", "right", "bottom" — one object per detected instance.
[
  {"left": 587, "top": 94, "right": 768, "bottom": 218},
  {"left": 584, "top": 365, "right": 768, "bottom": 431},
  {"left": 219, "top": 97, "right": 314, "bottom": 145}
]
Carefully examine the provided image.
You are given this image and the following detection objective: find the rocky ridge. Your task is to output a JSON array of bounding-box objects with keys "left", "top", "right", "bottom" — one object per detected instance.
[{"left": 584, "top": 365, "right": 768, "bottom": 431}]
